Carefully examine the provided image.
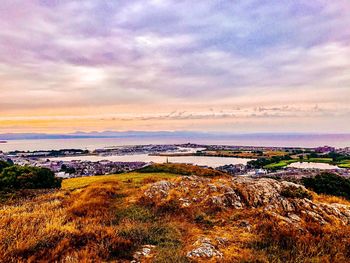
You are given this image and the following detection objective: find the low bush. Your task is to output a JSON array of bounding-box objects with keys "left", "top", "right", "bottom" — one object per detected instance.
[
  {"left": 247, "top": 155, "right": 292, "bottom": 169},
  {"left": 0, "top": 160, "right": 11, "bottom": 173},
  {"left": 0, "top": 165, "right": 61, "bottom": 190},
  {"left": 302, "top": 173, "right": 350, "bottom": 200},
  {"left": 281, "top": 185, "right": 312, "bottom": 200},
  {"left": 138, "top": 163, "right": 226, "bottom": 177}
]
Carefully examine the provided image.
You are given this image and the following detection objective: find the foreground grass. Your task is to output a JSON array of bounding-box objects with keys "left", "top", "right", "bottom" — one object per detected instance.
[{"left": 0, "top": 171, "right": 182, "bottom": 262}]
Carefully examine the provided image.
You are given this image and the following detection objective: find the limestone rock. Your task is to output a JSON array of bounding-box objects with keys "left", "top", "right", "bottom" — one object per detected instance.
[
  {"left": 131, "top": 245, "right": 155, "bottom": 263},
  {"left": 143, "top": 176, "right": 350, "bottom": 226},
  {"left": 144, "top": 181, "right": 174, "bottom": 198},
  {"left": 187, "top": 237, "right": 223, "bottom": 259}
]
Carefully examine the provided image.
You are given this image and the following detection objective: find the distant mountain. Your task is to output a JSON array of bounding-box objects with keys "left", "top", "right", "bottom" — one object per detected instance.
[
  {"left": 0, "top": 131, "right": 212, "bottom": 140},
  {"left": 1, "top": 131, "right": 350, "bottom": 142}
]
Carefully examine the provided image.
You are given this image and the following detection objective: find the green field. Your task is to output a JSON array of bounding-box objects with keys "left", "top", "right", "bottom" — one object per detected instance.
[
  {"left": 305, "top": 158, "right": 333, "bottom": 163},
  {"left": 306, "top": 158, "right": 350, "bottom": 169},
  {"left": 338, "top": 160, "right": 350, "bottom": 168},
  {"left": 62, "top": 172, "right": 178, "bottom": 190},
  {"left": 264, "top": 160, "right": 297, "bottom": 169},
  {"left": 264, "top": 157, "right": 350, "bottom": 169}
]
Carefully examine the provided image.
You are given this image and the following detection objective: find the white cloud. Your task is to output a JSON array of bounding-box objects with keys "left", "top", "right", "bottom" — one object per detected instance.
[{"left": 0, "top": 0, "right": 349, "bottom": 132}]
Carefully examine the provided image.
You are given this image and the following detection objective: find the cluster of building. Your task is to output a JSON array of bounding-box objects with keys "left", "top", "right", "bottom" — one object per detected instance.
[
  {"left": 216, "top": 162, "right": 350, "bottom": 179},
  {"left": 315, "top": 146, "right": 336, "bottom": 153},
  {"left": 336, "top": 147, "right": 350, "bottom": 155},
  {"left": 5, "top": 149, "right": 89, "bottom": 158},
  {"left": 3, "top": 156, "right": 148, "bottom": 178},
  {"left": 2, "top": 143, "right": 350, "bottom": 180},
  {"left": 264, "top": 167, "right": 350, "bottom": 179},
  {"left": 53, "top": 160, "right": 149, "bottom": 178},
  {"left": 94, "top": 144, "right": 180, "bottom": 156},
  {"left": 216, "top": 164, "right": 247, "bottom": 175}
]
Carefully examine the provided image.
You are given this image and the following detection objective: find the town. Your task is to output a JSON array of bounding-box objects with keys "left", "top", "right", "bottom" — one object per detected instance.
[{"left": 0, "top": 143, "right": 349, "bottom": 179}]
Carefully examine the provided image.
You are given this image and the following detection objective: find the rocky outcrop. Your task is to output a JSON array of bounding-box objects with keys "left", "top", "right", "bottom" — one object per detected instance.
[
  {"left": 144, "top": 180, "right": 175, "bottom": 199},
  {"left": 187, "top": 237, "right": 223, "bottom": 259},
  {"left": 143, "top": 176, "right": 350, "bottom": 226},
  {"left": 131, "top": 245, "right": 155, "bottom": 263}
]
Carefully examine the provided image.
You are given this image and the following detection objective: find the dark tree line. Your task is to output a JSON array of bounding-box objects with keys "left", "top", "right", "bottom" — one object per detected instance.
[
  {"left": 0, "top": 161, "right": 61, "bottom": 190},
  {"left": 247, "top": 155, "right": 293, "bottom": 169},
  {"left": 302, "top": 173, "right": 350, "bottom": 200}
]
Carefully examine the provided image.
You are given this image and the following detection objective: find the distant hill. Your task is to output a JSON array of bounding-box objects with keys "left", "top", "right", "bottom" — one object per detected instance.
[
  {"left": 0, "top": 131, "right": 207, "bottom": 140},
  {"left": 1, "top": 131, "right": 350, "bottom": 141}
]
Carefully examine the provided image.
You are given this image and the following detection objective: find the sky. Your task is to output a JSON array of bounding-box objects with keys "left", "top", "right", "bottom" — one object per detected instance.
[{"left": 0, "top": 0, "right": 350, "bottom": 134}]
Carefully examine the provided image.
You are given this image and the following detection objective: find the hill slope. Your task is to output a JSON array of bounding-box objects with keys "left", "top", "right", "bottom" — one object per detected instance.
[{"left": 1, "top": 166, "right": 350, "bottom": 262}]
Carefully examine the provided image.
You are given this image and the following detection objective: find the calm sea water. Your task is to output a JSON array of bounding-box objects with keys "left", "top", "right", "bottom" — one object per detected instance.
[
  {"left": 50, "top": 155, "right": 344, "bottom": 169},
  {"left": 1, "top": 134, "right": 350, "bottom": 152},
  {"left": 49, "top": 154, "right": 252, "bottom": 168},
  {"left": 287, "top": 162, "right": 339, "bottom": 170}
]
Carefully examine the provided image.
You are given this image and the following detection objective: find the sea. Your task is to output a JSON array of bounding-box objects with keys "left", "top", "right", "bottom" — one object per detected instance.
[
  {"left": 1, "top": 134, "right": 350, "bottom": 152},
  {"left": 1, "top": 136, "right": 348, "bottom": 169}
]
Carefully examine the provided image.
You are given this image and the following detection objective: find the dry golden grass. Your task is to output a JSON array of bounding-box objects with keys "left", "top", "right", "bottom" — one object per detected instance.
[
  {"left": 0, "top": 182, "right": 128, "bottom": 262},
  {"left": 312, "top": 193, "right": 350, "bottom": 205},
  {"left": 62, "top": 172, "right": 178, "bottom": 190},
  {"left": 0, "top": 172, "right": 178, "bottom": 262}
]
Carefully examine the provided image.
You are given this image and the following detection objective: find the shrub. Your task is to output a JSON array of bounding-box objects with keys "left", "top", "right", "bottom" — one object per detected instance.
[
  {"left": 138, "top": 163, "right": 226, "bottom": 177},
  {"left": 281, "top": 185, "right": 312, "bottom": 200},
  {"left": 247, "top": 155, "right": 292, "bottom": 169},
  {"left": 0, "top": 166, "right": 61, "bottom": 190},
  {"left": 302, "top": 173, "right": 350, "bottom": 200},
  {"left": 0, "top": 160, "right": 11, "bottom": 173}
]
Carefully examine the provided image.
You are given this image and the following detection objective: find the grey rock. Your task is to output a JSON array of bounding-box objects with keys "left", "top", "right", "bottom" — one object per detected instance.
[
  {"left": 144, "top": 176, "right": 350, "bottom": 226},
  {"left": 187, "top": 237, "right": 223, "bottom": 259}
]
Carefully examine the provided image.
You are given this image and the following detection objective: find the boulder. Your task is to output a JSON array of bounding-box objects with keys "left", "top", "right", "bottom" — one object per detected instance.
[{"left": 187, "top": 237, "right": 223, "bottom": 259}]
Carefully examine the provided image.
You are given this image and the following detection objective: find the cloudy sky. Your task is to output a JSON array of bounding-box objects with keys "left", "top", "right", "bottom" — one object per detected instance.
[{"left": 1, "top": 0, "right": 350, "bottom": 133}]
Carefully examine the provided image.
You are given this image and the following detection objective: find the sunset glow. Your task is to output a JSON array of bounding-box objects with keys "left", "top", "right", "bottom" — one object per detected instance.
[{"left": 1, "top": 0, "right": 350, "bottom": 133}]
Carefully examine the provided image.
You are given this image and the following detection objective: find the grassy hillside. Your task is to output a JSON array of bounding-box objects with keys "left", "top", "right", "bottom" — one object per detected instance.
[
  {"left": 0, "top": 171, "right": 181, "bottom": 262},
  {"left": 62, "top": 172, "right": 177, "bottom": 190},
  {"left": 137, "top": 163, "right": 227, "bottom": 177},
  {"left": 1, "top": 164, "right": 350, "bottom": 262}
]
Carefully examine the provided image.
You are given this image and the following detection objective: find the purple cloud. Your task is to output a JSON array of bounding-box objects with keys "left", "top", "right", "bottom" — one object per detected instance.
[{"left": 0, "top": 0, "right": 349, "bottom": 132}]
